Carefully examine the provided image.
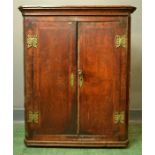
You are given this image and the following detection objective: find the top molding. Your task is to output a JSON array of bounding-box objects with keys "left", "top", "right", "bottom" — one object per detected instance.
[{"left": 19, "top": 5, "right": 136, "bottom": 16}]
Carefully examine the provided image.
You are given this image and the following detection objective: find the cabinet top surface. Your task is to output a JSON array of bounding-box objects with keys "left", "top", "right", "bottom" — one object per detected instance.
[
  {"left": 19, "top": 5, "right": 136, "bottom": 16},
  {"left": 19, "top": 5, "right": 135, "bottom": 8}
]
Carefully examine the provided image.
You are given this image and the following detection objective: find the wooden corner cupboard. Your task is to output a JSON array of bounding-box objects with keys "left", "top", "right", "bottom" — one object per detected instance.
[{"left": 19, "top": 5, "right": 136, "bottom": 147}]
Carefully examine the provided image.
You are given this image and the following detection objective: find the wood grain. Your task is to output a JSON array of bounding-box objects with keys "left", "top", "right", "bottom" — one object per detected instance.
[{"left": 20, "top": 6, "right": 136, "bottom": 147}]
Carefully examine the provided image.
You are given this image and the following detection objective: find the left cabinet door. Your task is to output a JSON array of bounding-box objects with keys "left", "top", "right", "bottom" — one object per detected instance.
[{"left": 24, "top": 19, "right": 77, "bottom": 139}]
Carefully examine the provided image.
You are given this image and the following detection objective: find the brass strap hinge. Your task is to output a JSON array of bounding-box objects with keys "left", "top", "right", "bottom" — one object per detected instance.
[
  {"left": 114, "top": 111, "right": 125, "bottom": 124},
  {"left": 115, "top": 35, "right": 127, "bottom": 48},
  {"left": 26, "top": 34, "right": 38, "bottom": 48},
  {"left": 27, "top": 111, "right": 39, "bottom": 123}
]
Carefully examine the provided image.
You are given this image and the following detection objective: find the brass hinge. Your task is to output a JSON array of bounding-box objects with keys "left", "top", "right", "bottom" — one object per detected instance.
[
  {"left": 27, "top": 111, "right": 39, "bottom": 123},
  {"left": 115, "top": 35, "right": 127, "bottom": 48},
  {"left": 70, "top": 72, "right": 74, "bottom": 87},
  {"left": 26, "top": 34, "right": 38, "bottom": 48},
  {"left": 114, "top": 111, "right": 125, "bottom": 124}
]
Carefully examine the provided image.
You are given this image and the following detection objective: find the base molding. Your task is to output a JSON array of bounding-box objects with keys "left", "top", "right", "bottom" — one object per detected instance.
[{"left": 25, "top": 138, "right": 129, "bottom": 147}]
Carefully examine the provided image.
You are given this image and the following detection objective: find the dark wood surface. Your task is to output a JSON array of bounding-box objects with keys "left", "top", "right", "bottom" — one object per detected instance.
[
  {"left": 78, "top": 21, "right": 121, "bottom": 136},
  {"left": 19, "top": 5, "right": 136, "bottom": 16},
  {"left": 20, "top": 6, "right": 136, "bottom": 147}
]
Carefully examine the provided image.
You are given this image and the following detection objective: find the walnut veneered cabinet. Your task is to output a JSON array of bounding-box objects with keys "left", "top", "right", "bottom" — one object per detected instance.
[{"left": 19, "top": 6, "right": 136, "bottom": 147}]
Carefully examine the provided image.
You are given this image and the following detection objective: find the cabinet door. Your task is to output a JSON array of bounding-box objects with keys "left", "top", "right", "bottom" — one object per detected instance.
[
  {"left": 78, "top": 21, "right": 128, "bottom": 139},
  {"left": 25, "top": 20, "right": 77, "bottom": 138}
]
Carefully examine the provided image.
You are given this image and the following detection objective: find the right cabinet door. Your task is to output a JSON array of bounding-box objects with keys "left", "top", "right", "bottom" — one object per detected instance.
[{"left": 78, "top": 21, "right": 128, "bottom": 140}]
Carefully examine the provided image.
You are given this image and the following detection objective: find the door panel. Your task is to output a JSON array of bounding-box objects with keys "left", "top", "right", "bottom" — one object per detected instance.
[
  {"left": 78, "top": 22, "right": 121, "bottom": 136},
  {"left": 28, "top": 21, "right": 77, "bottom": 135}
]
